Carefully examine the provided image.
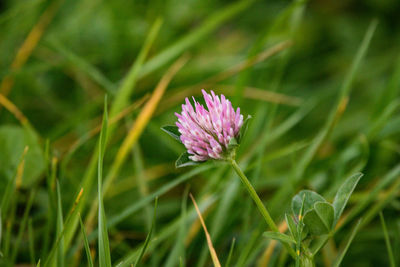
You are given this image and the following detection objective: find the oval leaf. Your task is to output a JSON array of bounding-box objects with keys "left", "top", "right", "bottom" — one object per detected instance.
[
  {"left": 303, "top": 209, "right": 330, "bottom": 236},
  {"left": 0, "top": 125, "right": 45, "bottom": 188},
  {"left": 314, "top": 201, "right": 334, "bottom": 231},
  {"left": 332, "top": 173, "right": 363, "bottom": 225}
]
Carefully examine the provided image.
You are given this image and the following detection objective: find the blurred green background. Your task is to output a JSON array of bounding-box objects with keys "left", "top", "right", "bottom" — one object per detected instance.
[{"left": 0, "top": 0, "right": 400, "bottom": 266}]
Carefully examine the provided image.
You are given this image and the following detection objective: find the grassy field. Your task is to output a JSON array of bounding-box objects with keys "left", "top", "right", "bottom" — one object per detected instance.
[{"left": 0, "top": 0, "right": 400, "bottom": 266}]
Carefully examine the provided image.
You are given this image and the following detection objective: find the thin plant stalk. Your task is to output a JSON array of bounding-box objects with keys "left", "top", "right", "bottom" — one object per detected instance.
[{"left": 229, "top": 158, "right": 297, "bottom": 259}]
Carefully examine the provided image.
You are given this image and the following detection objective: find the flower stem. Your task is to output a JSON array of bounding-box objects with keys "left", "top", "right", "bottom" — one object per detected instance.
[{"left": 229, "top": 158, "right": 297, "bottom": 259}]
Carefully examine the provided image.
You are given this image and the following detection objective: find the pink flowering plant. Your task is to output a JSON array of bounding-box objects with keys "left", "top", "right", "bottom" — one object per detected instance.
[{"left": 162, "top": 89, "right": 297, "bottom": 258}]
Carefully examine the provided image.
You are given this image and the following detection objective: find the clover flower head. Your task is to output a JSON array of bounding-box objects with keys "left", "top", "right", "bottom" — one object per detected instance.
[{"left": 175, "top": 89, "right": 244, "bottom": 162}]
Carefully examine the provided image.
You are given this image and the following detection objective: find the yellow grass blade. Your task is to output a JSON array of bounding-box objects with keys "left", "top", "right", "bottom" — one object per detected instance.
[
  {"left": 0, "top": 0, "right": 63, "bottom": 96},
  {"left": 190, "top": 193, "right": 221, "bottom": 267}
]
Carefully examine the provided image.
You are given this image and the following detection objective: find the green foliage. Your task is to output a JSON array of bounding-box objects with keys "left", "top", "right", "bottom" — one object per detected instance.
[
  {"left": 1, "top": 0, "right": 399, "bottom": 266},
  {"left": 279, "top": 173, "right": 364, "bottom": 265},
  {"left": 289, "top": 174, "right": 363, "bottom": 241}
]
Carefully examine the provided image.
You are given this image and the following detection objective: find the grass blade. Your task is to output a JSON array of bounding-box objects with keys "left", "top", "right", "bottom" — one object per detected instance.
[
  {"left": 55, "top": 182, "right": 64, "bottom": 267},
  {"left": 190, "top": 193, "right": 221, "bottom": 267},
  {"left": 332, "top": 219, "right": 362, "bottom": 267},
  {"left": 11, "top": 190, "right": 36, "bottom": 265},
  {"left": 43, "top": 188, "right": 84, "bottom": 267},
  {"left": 165, "top": 187, "right": 189, "bottom": 267},
  {"left": 133, "top": 198, "right": 158, "bottom": 266},
  {"left": 225, "top": 238, "right": 236, "bottom": 267},
  {"left": 379, "top": 212, "right": 396, "bottom": 267},
  {"left": 79, "top": 214, "right": 94, "bottom": 267},
  {"left": 98, "top": 96, "right": 111, "bottom": 267},
  {"left": 28, "top": 218, "right": 35, "bottom": 265}
]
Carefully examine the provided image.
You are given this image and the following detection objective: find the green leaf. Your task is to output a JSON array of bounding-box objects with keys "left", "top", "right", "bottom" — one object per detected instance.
[
  {"left": 285, "top": 214, "right": 298, "bottom": 240},
  {"left": 303, "top": 201, "right": 334, "bottom": 236},
  {"left": 292, "top": 190, "right": 326, "bottom": 217},
  {"left": 314, "top": 202, "right": 334, "bottom": 231},
  {"left": 0, "top": 125, "right": 45, "bottom": 188},
  {"left": 98, "top": 96, "right": 112, "bottom": 267},
  {"left": 79, "top": 214, "right": 94, "bottom": 267},
  {"left": 303, "top": 209, "right": 330, "bottom": 236},
  {"left": 332, "top": 172, "right": 363, "bottom": 225},
  {"left": 175, "top": 152, "right": 201, "bottom": 168},
  {"left": 161, "top": 125, "right": 181, "bottom": 142},
  {"left": 263, "top": 231, "right": 295, "bottom": 244},
  {"left": 237, "top": 115, "right": 252, "bottom": 143}
]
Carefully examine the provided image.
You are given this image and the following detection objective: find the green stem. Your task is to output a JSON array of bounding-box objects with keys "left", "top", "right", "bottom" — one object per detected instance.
[{"left": 229, "top": 158, "right": 297, "bottom": 259}]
